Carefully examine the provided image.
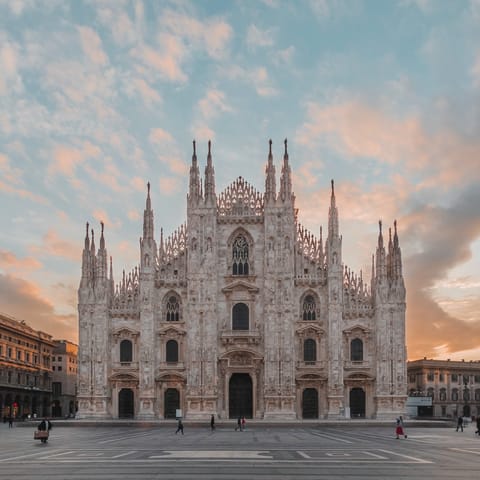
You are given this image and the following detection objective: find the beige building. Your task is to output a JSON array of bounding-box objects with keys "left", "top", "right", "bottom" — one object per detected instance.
[
  {"left": 78, "top": 140, "right": 407, "bottom": 420},
  {"left": 408, "top": 358, "right": 480, "bottom": 418},
  {"left": 0, "top": 312, "right": 54, "bottom": 419},
  {"left": 52, "top": 340, "right": 78, "bottom": 418}
]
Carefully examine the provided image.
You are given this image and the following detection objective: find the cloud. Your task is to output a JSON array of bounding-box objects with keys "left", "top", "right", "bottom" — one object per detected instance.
[
  {"left": 274, "top": 45, "right": 295, "bottom": 66},
  {"left": 246, "top": 24, "right": 275, "bottom": 49},
  {"left": 471, "top": 51, "right": 480, "bottom": 87},
  {"left": 403, "top": 185, "right": 480, "bottom": 359},
  {"left": 192, "top": 124, "right": 215, "bottom": 141},
  {"left": 159, "top": 176, "right": 181, "bottom": 195},
  {"left": 0, "top": 273, "right": 77, "bottom": 342},
  {"left": 220, "top": 65, "right": 278, "bottom": 97},
  {"left": 95, "top": 2, "right": 137, "bottom": 46},
  {"left": 198, "top": 89, "right": 232, "bottom": 119},
  {"left": 149, "top": 128, "right": 173, "bottom": 144},
  {"left": 77, "top": 26, "right": 108, "bottom": 66},
  {"left": 0, "top": 250, "right": 42, "bottom": 271},
  {"left": 0, "top": 36, "right": 23, "bottom": 95},
  {"left": 48, "top": 145, "right": 84, "bottom": 177},
  {"left": 127, "top": 209, "right": 141, "bottom": 221},
  {"left": 130, "top": 77, "right": 162, "bottom": 105},
  {"left": 399, "top": 0, "right": 433, "bottom": 13},
  {"left": 296, "top": 100, "right": 480, "bottom": 187},
  {"left": 29, "top": 229, "right": 80, "bottom": 262},
  {"left": 130, "top": 176, "right": 146, "bottom": 192}
]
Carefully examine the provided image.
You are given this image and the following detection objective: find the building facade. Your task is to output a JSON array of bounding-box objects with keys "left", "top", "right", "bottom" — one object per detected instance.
[
  {"left": 407, "top": 358, "right": 480, "bottom": 418},
  {"left": 77, "top": 140, "right": 407, "bottom": 420},
  {"left": 52, "top": 340, "right": 78, "bottom": 418},
  {"left": 0, "top": 312, "right": 54, "bottom": 420}
]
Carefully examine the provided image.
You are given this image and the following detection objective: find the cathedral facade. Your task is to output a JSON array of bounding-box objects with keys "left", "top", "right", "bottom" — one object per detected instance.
[{"left": 77, "top": 140, "right": 407, "bottom": 420}]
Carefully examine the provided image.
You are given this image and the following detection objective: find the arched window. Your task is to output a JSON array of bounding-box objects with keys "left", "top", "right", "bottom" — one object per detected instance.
[
  {"left": 304, "top": 339, "right": 316, "bottom": 362},
  {"left": 232, "top": 235, "right": 249, "bottom": 275},
  {"left": 302, "top": 295, "right": 316, "bottom": 320},
  {"left": 463, "top": 388, "right": 470, "bottom": 402},
  {"left": 232, "top": 303, "right": 249, "bottom": 330},
  {"left": 439, "top": 388, "right": 447, "bottom": 401},
  {"left": 166, "top": 340, "right": 178, "bottom": 363},
  {"left": 451, "top": 388, "right": 459, "bottom": 401},
  {"left": 166, "top": 295, "right": 180, "bottom": 322},
  {"left": 120, "top": 340, "right": 132, "bottom": 362},
  {"left": 475, "top": 389, "right": 480, "bottom": 401},
  {"left": 427, "top": 387, "right": 434, "bottom": 400},
  {"left": 350, "top": 338, "right": 363, "bottom": 362}
]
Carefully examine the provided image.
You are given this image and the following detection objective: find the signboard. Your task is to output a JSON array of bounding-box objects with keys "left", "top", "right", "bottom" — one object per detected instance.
[
  {"left": 406, "top": 396, "right": 432, "bottom": 407},
  {"left": 175, "top": 409, "right": 182, "bottom": 419}
]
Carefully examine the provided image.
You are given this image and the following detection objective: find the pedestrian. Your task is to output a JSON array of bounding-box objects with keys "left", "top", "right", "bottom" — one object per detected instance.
[
  {"left": 395, "top": 416, "right": 407, "bottom": 439},
  {"left": 235, "top": 416, "right": 241, "bottom": 431},
  {"left": 456, "top": 415, "right": 464, "bottom": 432},
  {"left": 38, "top": 418, "right": 52, "bottom": 443},
  {"left": 8, "top": 415, "right": 13, "bottom": 428},
  {"left": 241, "top": 416, "right": 246, "bottom": 431},
  {"left": 476, "top": 416, "right": 480, "bottom": 436},
  {"left": 175, "top": 419, "right": 184, "bottom": 435},
  {"left": 210, "top": 414, "right": 215, "bottom": 431}
]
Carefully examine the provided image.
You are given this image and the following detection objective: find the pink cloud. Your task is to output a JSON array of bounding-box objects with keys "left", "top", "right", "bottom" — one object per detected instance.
[
  {"left": 198, "top": 89, "right": 232, "bottom": 119},
  {"left": 159, "top": 176, "right": 181, "bottom": 195},
  {"left": 0, "top": 250, "right": 42, "bottom": 271},
  {"left": 149, "top": 128, "right": 173, "bottom": 144},
  {"left": 49, "top": 145, "right": 84, "bottom": 177},
  {"left": 0, "top": 273, "right": 77, "bottom": 342},
  {"left": 130, "top": 176, "right": 146, "bottom": 192},
  {"left": 29, "top": 229, "right": 79, "bottom": 262},
  {"left": 77, "top": 26, "right": 108, "bottom": 66},
  {"left": 132, "top": 77, "right": 162, "bottom": 105},
  {"left": 296, "top": 100, "right": 480, "bottom": 187}
]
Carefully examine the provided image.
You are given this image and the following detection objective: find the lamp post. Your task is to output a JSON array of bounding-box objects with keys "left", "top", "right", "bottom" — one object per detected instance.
[{"left": 463, "top": 375, "right": 470, "bottom": 419}]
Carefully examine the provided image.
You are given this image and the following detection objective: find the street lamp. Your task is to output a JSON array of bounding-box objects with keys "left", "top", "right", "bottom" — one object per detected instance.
[{"left": 463, "top": 375, "right": 470, "bottom": 418}]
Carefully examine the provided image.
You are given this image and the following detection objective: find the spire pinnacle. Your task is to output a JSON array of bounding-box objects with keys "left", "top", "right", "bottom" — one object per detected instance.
[
  {"left": 90, "top": 228, "right": 95, "bottom": 253},
  {"left": 84, "top": 222, "right": 90, "bottom": 249},
  {"left": 193, "top": 139, "right": 196, "bottom": 158},
  {"left": 100, "top": 221, "right": 105, "bottom": 249},
  {"left": 284, "top": 138, "right": 288, "bottom": 158}
]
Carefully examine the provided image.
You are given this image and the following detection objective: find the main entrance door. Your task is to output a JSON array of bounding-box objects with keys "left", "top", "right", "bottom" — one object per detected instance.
[
  {"left": 302, "top": 388, "right": 319, "bottom": 419},
  {"left": 229, "top": 373, "right": 252, "bottom": 419},
  {"left": 349, "top": 387, "right": 366, "bottom": 418},
  {"left": 164, "top": 388, "right": 180, "bottom": 419},
  {"left": 118, "top": 388, "right": 134, "bottom": 418}
]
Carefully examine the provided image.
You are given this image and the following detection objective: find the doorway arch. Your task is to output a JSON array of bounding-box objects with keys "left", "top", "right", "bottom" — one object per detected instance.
[
  {"left": 229, "top": 373, "right": 252, "bottom": 419},
  {"left": 118, "top": 388, "right": 134, "bottom": 418},
  {"left": 164, "top": 388, "right": 180, "bottom": 419},
  {"left": 349, "top": 387, "right": 366, "bottom": 418},
  {"left": 302, "top": 388, "right": 319, "bottom": 419}
]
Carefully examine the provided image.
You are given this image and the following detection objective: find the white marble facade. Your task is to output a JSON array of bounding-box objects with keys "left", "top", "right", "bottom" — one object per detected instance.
[{"left": 77, "top": 140, "right": 407, "bottom": 420}]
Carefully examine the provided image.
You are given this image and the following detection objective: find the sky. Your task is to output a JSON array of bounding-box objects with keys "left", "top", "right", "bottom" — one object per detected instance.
[{"left": 0, "top": 0, "right": 479, "bottom": 361}]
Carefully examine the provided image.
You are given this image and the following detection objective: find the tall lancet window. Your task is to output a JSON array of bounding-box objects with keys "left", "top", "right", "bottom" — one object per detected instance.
[
  {"left": 302, "top": 295, "right": 316, "bottom": 320},
  {"left": 232, "top": 235, "right": 249, "bottom": 275},
  {"left": 166, "top": 295, "right": 180, "bottom": 322}
]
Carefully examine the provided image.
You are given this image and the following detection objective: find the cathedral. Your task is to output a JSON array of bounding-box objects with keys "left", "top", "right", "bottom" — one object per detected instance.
[{"left": 77, "top": 140, "right": 407, "bottom": 420}]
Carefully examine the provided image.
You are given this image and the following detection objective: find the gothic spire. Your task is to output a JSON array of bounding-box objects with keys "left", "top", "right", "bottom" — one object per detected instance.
[
  {"left": 84, "top": 222, "right": 90, "bottom": 250},
  {"left": 279, "top": 138, "right": 292, "bottom": 201},
  {"left": 265, "top": 139, "right": 276, "bottom": 203},
  {"left": 142, "top": 182, "right": 154, "bottom": 241},
  {"left": 375, "top": 220, "right": 386, "bottom": 280},
  {"left": 100, "top": 221, "right": 105, "bottom": 250},
  {"left": 188, "top": 140, "right": 201, "bottom": 203},
  {"left": 328, "top": 179, "right": 339, "bottom": 239},
  {"left": 204, "top": 140, "right": 216, "bottom": 202},
  {"left": 393, "top": 220, "right": 403, "bottom": 278}
]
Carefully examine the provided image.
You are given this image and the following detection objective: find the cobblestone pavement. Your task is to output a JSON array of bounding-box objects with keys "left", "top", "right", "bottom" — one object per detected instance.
[{"left": 0, "top": 423, "right": 478, "bottom": 479}]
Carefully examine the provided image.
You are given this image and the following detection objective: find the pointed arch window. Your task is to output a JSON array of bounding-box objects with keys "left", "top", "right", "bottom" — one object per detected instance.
[
  {"left": 350, "top": 338, "right": 363, "bottom": 362},
  {"left": 166, "top": 295, "right": 180, "bottom": 322},
  {"left": 232, "top": 235, "right": 249, "bottom": 275},
  {"left": 166, "top": 340, "right": 178, "bottom": 363},
  {"left": 232, "top": 303, "right": 249, "bottom": 330},
  {"left": 304, "top": 339, "right": 317, "bottom": 362},
  {"left": 302, "top": 295, "right": 316, "bottom": 320},
  {"left": 120, "top": 340, "right": 133, "bottom": 363}
]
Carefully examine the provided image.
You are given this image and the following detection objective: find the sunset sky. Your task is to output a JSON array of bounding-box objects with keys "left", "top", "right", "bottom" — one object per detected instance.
[{"left": 0, "top": 0, "right": 479, "bottom": 361}]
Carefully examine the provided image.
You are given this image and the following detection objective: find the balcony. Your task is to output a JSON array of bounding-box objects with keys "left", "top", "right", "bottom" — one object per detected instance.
[{"left": 220, "top": 329, "right": 261, "bottom": 346}]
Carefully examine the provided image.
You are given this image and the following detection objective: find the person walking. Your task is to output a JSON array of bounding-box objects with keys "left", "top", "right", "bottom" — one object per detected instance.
[
  {"left": 456, "top": 415, "right": 464, "bottom": 432},
  {"left": 241, "top": 416, "right": 246, "bottom": 432},
  {"left": 8, "top": 415, "right": 13, "bottom": 428},
  {"left": 395, "top": 416, "right": 407, "bottom": 439},
  {"left": 175, "top": 419, "right": 184, "bottom": 435},
  {"left": 475, "top": 416, "right": 480, "bottom": 436},
  {"left": 210, "top": 414, "right": 215, "bottom": 431},
  {"left": 235, "top": 417, "right": 241, "bottom": 431}
]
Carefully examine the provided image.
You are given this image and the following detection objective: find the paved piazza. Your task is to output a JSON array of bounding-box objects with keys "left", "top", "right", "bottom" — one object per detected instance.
[{"left": 1, "top": 423, "right": 479, "bottom": 479}]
